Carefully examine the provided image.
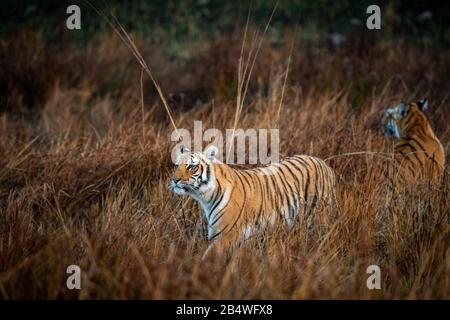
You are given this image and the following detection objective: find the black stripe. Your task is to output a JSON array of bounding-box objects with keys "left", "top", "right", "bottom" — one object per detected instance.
[
  {"left": 397, "top": 150, "right": 421, "bottom": 173},
  {"left": 292, "top": 157, "right": 311, "bottom": 205},
  {"left": 409, "top": 137, "right": 430, "bottom": 158},
  {"left": 277, "top": 164, "right": 297, "bottom": 220},
  {"left": 209, "top": 186, "right": 224, "bottom": 218},
  {"left": 309, "top": 158, "right": 320, "bottom": 209},
  {"left": 403, "top": 114, "right": 415, "bottom": 129},
  {"left": 253, "top": 172, "right": 266, "bottom": 219},
  {"left": 273, "top": 166, "right": 292, "bottom": 219},
  {"left": 210, "top": 208, "right": 226, "bottom": 227},
  {"left": 198, "top": 164, "right": 211, "bottom": 187},
  {"left": 268, "top": 170, "right": 283, "bottom": 223},
  {"left": 230, "top": 169, "right": 248, "bottom": 219},
  {"left": 286, "top": 158, "right": 306, "bottom": 208},
  {"left": 282, "top": 161, "right": 302, "bottom": 202},
  {"left": 315, "top": 159, "right": 326, "bottom": 201},
  {"left": 262, "top": 171, "right": 274, "bottom": 218},
  {"left": 396, "top": 142, "right": 424, "bottom": 168},
  {"left": 280, "top": 161, "right": 302, "bottom": 219},
  {"left": 239, "top": 170, "right": 253, "bottom": 192}
]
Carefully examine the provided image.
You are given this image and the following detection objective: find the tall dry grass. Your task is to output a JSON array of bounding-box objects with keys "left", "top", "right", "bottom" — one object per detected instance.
[{"left": 0, "top": 26, "right": 449, "bottom": 299}]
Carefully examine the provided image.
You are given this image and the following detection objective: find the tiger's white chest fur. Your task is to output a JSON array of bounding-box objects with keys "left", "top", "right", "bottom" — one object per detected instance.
[{"left": 197, "top": 182, "right": 232, "bottom": 240}]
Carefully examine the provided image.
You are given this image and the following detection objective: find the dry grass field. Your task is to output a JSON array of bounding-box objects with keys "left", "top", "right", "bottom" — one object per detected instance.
[{"left": 0, "top": 2, "right": 449, "bottom": 299}]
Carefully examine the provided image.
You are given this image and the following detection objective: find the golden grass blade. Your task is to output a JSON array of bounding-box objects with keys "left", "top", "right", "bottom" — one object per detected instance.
[
  {"left": 85, "top": 0, "right": 179, "bottom": 136},
  {"left": 227, "top": 2, "right": 278, "bottom": 162},
  {"left": 276, "top": 26, "right": 297, "bottom": 124}
]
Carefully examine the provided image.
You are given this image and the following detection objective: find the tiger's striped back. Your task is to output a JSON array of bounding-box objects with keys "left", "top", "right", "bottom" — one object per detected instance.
[{"left": 383, "top": 99, "right": 445, "bottom": 191}]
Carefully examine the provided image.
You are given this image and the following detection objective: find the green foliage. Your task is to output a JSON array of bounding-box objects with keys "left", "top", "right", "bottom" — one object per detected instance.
[{"left": 1, "top": 0, "right": 449, "bottom": 47}]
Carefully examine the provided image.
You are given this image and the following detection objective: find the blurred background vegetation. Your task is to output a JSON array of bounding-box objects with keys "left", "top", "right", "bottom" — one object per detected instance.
[
  {"left": 1, "top": 0, "right": 449, "bottom": 117},
  {"left": 1, "top": 0, "right": 449, "bottom": 49}
]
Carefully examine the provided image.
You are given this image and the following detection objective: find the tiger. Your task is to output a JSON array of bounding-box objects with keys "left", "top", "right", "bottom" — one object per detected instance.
[
  {"left": 169, "top": 144, "right": 337, "bottom": 256},
  {"left": 382, "top": 98, "right": 445, "bottom": 191}
]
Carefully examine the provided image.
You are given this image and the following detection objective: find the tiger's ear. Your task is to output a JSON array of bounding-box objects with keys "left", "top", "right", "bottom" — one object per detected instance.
[
  {"left": 417, "top": 98, "right": 429, "bottom": 111},
  {"left": 178, "top": 144, "right": 190, "bottom": 155},
  {"left": 385, "top": 105, "right": 394, "bottom": 116},
  {"left": 172, "top": 143, "right": 190, "bottom": 164},
  {"left": 204, "top": 145, "right": 219, "bottom": 160}
]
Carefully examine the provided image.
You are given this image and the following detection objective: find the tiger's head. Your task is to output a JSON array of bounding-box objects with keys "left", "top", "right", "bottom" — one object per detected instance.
[
  {"left": 169, "top": 144, "right": 219, "bottom": 198},
  {"left": 384, "top": 98, "right": 429, "bottom": 139}
]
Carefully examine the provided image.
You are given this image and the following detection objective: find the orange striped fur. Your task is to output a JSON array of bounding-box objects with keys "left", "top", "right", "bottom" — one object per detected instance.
[{"left": 170, "top": 145, "right": 336, "bottom": 253}]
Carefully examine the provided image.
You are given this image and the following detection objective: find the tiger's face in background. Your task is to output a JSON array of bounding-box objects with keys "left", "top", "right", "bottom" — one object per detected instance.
[
  {"left": 169, "top": 145, "right": 218, "bottom": 197},
  {"left": 384, "top": 98, "right": 429, "bottom": 139}
]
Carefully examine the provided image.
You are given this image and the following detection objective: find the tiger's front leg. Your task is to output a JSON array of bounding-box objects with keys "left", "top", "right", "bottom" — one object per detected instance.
[
  {"left": 201, "top": 241, "right": 217, "bottom": 260},
  {"left": 201, "top": 225, "right": 241, "bottom": 260}
]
